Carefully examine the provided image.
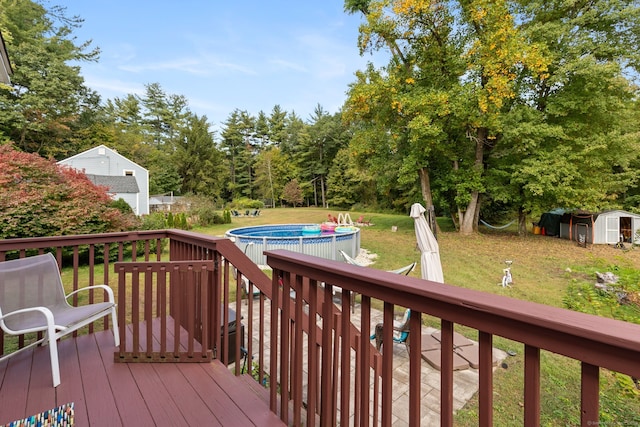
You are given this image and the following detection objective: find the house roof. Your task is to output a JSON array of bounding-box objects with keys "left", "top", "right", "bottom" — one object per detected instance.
[
  {"left": 86, "top": 174, "right": 140, "bottom": 193},
  {"left": 59, "top": 145, "right": 148, "bottom": 173},
  {"left": 0, "top": 31, "right": 13, "bottom": 84},
  {"left": 149, "top": 194, "right": 181, "bottom": 205}
]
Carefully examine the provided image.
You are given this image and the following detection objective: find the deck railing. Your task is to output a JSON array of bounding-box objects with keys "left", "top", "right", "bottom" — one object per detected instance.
[
  {"left": 265, "top": 249, "right": 640, "bottom": 426},
  {"left": 2, "top": 231, "right": 640, "bottom": 426},
  {"left": 113, "top": 260, "right": 216, "bottom": 362}
]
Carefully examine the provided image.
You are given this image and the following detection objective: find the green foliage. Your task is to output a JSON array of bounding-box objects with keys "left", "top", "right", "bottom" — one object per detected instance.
[
  {"left": 229, "top": 198, "right": 264, "bottom": 210},
  {"left": 0, "top": 1, "right": 101, "bottom": 158},
  {"left": 282, "top": 179, "right": 303, "bottom": 207},
  {"left": 344, "top": 0, "right": 640, "bottom": 233},
  {"left": 0, "top": 144, "right": 137, "bottom": 238},
  {"left": 110, "top": 198, "right": 134, "bottom": 215},
  {"left": 140, "top": 212, "right": 167, "bottom": 230},
  {"left": 175, "top": 114, "right": 225, "bottom": 197},
  {"left": 563, "top": 260, "right": 640, "bottom": 415}
]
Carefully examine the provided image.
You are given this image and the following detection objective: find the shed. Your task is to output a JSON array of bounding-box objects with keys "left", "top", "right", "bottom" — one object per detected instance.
[
  {"left": 557, "top": 210, "right": 640, "bottom": 245},
  {"left": 58, "top": 145, "right": 149, "bottom": 215}
]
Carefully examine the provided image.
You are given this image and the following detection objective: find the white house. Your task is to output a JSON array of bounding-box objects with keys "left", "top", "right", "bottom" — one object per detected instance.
[{"left": 58, "top": 145, "right": 149, "bottom": 215}]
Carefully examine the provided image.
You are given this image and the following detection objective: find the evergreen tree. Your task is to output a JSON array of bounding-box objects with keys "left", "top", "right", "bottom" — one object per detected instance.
[
  {"left": 0, "top": 0, "right": 101, "bottom": 158},
  {"left": 174, "top": 114, "right": 224, "bottom": 197}
]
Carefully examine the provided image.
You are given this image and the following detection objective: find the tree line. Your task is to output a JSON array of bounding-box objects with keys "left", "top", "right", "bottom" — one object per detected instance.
[{"left": 1, "top": 0, "right": 639, "bottom": 235}]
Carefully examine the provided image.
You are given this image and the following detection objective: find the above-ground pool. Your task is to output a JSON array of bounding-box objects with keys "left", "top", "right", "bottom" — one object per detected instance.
[{"left": 225, "top": 224, "right": 360, "bottom": 266}]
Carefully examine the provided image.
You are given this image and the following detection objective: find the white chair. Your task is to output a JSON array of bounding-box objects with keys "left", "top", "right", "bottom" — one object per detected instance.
[
  {"left": 339, "top": 250, "right": 416, "bottom": 275},
  {"left": 0, "top": 253, "right": 119, "bottom": 387},
  {"left": 336, "top": 251, "right": 417, "bottom": 312}
]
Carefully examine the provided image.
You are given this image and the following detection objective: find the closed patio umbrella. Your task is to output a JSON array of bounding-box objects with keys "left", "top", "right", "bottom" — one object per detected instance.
[{"left": 410, "top": 203, "right": 444, "bottom": 283}]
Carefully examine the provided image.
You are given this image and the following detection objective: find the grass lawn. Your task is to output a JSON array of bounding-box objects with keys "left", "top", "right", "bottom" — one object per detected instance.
[{"left": 196, "top": 207, "right": 640, "bottom": 425}]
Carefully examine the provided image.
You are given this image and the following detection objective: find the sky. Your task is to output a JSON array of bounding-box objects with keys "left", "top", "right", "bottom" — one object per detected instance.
[{"left": 62, "top": 1, "right": 384, "bottom": 130}]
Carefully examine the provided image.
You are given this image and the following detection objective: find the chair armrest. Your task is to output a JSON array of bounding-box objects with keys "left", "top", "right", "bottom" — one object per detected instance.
[
  {"left": 0, "top": 306, "right": 55, "bottom": 334},
  {"left": 66, "top": 284, "right": 116, "bottom": 304}
]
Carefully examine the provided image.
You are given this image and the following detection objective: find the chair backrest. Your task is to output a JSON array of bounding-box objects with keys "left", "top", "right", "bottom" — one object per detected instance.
[
  {"left": 0, "top": 253, "right": 68, "bottom": 321},
  {"left": 397, "top": 309, "right": 411, "bottom": 332},
  {"left": 339, "top": 250, "right": 364, "bottom": 266}
]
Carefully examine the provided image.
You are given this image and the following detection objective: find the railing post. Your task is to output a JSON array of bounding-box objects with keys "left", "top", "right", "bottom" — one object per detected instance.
[
  {"left": 478, "top": 331, "right": 494, "bottom": 426},
  {"left": 524, "top": 344, "right": 541, "bottom": 427},
  {"left": 581, "top": 363, "right": 599, "bottom": 425},
  {"left": 441, "top": 320, "right": 454, "bottom": 427}
]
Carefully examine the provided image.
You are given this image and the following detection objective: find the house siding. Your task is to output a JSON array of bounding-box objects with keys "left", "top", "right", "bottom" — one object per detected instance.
[{"left": 58, "top": 145, "right": 149, "bottom": 215}]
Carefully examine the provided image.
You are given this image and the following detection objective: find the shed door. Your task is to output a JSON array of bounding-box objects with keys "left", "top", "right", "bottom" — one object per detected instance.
[{"left": 606, "top": 216, "right": 619, "bottom": 244}]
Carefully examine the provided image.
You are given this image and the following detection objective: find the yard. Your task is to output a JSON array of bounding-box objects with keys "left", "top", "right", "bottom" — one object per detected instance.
[{"left": 195, "top": 207, "right": 640, "bottom": 425}]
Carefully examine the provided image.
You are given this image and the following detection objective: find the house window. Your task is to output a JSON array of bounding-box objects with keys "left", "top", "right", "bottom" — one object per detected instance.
[{"left": 124, "top": 170, "right": 134, "bottom": 176}]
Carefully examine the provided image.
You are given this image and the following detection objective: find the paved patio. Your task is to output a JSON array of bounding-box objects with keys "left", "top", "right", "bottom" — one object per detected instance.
[{"left": 237, "top": 297, "right": 507, "bottom": 426}]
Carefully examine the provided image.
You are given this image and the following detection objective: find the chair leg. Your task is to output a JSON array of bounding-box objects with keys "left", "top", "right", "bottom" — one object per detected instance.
[
  {"left": 111, "top": 306, "right": 120, "bottom": 347},
  {"left": 47, "top": 327, "right": 60, "bottom": 387}
]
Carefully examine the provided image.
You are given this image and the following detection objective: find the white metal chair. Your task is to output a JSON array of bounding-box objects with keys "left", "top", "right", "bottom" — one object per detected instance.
[
  {"left": 339, "top": 250, "right": 416, "bottom": 275},
  {"left": 336, "top": 251, "right": 417, "bottom": 312},
  {"left": 0, "top": 253, "right": 119, "bottom": 387}
]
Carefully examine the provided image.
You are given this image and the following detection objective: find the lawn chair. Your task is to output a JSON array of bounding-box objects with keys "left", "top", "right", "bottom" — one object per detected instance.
[
  {"left": 337, "top": 251, "right": 417, "bottom": 312},
  {"left": 0, "top": 253, "right": 119, "bottom": 387},
  {"left": 234, "top": 268, "right": 260, "bottom": 300},
  {"left": 339, "top": 250, "right": 416, "bottom": 275},
  {"left": 371, "top": 308, "right": 411, "bottom": 352}
]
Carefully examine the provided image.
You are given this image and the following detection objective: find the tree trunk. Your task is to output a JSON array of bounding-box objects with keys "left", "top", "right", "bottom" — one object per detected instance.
[
  {"left": 418, "top": 167, "right": 433, "bottom": 208},
  {"left": 518, "top": 208, "right": 528, "bottom": 236},
  {"left": 459, "top": 191, "right": 480, "bottom": 235},
  {"left": 320, "top": 175, "right": 326, "bottom": 208},
  {"left": 458, "top": 128, "right": 486, "bottom": 235},
  {"left": 418, "top": 167, "right": 439, "bottom": 235}
]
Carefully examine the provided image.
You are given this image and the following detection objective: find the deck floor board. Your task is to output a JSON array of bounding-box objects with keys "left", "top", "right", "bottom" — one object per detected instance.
[{"left": 0, "top": 320, "right": 285, "bottom": 426}]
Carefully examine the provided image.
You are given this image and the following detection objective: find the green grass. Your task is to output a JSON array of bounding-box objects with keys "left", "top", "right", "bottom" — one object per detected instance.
[
  {"left": 46, "top": 207, "right": 638, "bottom": 425},
  {"left": 197, "top": 207, "right": 640, "bottom": 425}
]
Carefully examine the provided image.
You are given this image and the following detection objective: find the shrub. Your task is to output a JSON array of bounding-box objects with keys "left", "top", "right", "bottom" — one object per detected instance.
[
  {"left": 140, "top": 212, "right": 167, "bottom": 230},
  {"left": 229, "top": 197, "right": 265, "bottom": 210},
  {"left": 110, "top": 198, "right": 134, "bottom": 215},
  {"left": 0, "top": 144, "right": 137, "bottom": 238}
]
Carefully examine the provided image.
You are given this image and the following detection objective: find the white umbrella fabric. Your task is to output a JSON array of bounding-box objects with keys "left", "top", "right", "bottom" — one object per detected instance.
[{"left": 410, "top": 203, "right": 444, "bottom": 283}]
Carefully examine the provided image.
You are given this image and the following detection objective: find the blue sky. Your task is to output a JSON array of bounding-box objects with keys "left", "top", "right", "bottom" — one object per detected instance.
[{"left": 62, "top": 1, "right": 382, "bottom": 130}]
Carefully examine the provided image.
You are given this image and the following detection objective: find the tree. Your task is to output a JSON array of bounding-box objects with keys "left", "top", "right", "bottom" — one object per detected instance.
[
  {"left": 345, "top": 0, "right": 638, "bottom": 234},
  {"left": 327, "top": 147, "right": 366, "bottom": 208},
  {"left": 0, "top": 144, "right": 137, "bottom": 238},
  {"left": 282, "top": 179, "right": 303, "bottom": 207},
  {"left": 220, "top": 109, "right": 256, "bottom": 199},
  {"left": 490, "top": 0, "right": 640, "bottom": 233},
  {"left": 299, "top": 105, "right": 348, "bottom": 207},
  {"left": 0, "top": 0, "right": 100, "bottom": 159},
  {"left": 268, "top": 105, "right": 288, "bottom": 146},
  {"left": 174, "top": 114, "right": 225, "bottom": 196}
]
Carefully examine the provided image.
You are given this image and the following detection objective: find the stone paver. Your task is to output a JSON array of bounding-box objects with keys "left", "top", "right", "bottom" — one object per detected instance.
[{"left": 236, "top": 298, "right": 507, "bottom": 426}]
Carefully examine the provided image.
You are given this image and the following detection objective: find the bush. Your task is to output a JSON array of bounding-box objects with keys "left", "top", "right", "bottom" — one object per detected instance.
[
  {"left": 229, "top": 198, "right": 265, "bottom": 210},
  {"left": 110, "top": 198, "right": 134, "bottom": 215},
  {"left": 0, "top": 144, "right": 137, "bottom": 238},
  {"left": 140, "top": 212, "right": 167, "bottom": 230}
]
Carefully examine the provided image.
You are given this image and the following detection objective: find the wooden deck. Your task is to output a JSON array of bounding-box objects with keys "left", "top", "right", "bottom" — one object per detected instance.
[{"left": 0, "top": 330, "right": 285, "bottom": 427}]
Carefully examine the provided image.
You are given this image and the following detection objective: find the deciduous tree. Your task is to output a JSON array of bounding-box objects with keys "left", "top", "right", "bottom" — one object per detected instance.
[{"left": 0, "top": 144, "right": 136, "bottom": 238}]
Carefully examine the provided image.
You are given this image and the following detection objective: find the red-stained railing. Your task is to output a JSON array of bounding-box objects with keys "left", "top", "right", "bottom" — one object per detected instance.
[
  {"left": 113, "top": 260, "right": 215, "bottom": 362},
  {"left": 265, "top": 250, "right": 640, "bottom": 426},
  {"left": 2, "top": 231, "right": 640, "bottom": 426}
]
